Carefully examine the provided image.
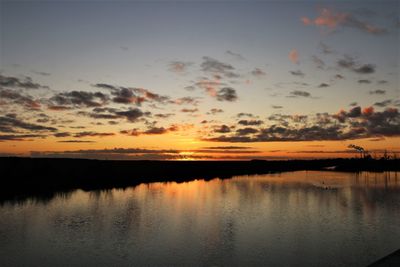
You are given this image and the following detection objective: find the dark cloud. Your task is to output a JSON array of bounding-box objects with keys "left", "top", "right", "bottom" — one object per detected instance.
[
  {"left": 236, "top": 127, "right": 259, "bottom": 135},
  {"left": 0, "top": 114, "right": 57, "bottom": 133},
  {"left": 374, "top": 100, "right": 392, "bottom": 107},
  {"left": 54, "top": 132, "right": 71, "bottom": 137},
  {"left": 32, "top": 71, "right": 51, "bottom": 76},
  {"left": 289, "top": 70, "right": 305, "bottom": 77},
  {"left": 173, "top": 97, "right": 200, "bottom": 106},
  {"left": 49, "top": 91, "right": 109, "bottom": 108},
  {"left": 114, "top": 108, "right": 150, "bottom": 122},
  {"left": 0, "top": 134, "right": 45, "bottom": 141},
  {"left": 208, "top": 108, "right": 224, "bottom": 115},
  {"left": 238, "top": 120, "right": 263, "bottom": 126},
  {"left": 154, "top": 113, "right": 175, "bottom": 119},
  {"left": 216, "top": 87, "right": 238, "bottom": 102},
  {"left": 73, "top": 131, "right": 115, "bottom": 138},
  {"left": 120, "top": 125, "right": 179, "bottom": 136},
  {"left": 0, "top": 89, "right": 41, "bottom": 110},
  {"left": 354, "top": 64, "right": 375, "bottom": 74},
  {"left": 204, "top": 106, "right": 400, "bottom": 142},
  {"left": 226, "top": 50, "right": 246, "bottom": 60},
  {"left": 289, "top": 90, "right": 311, "bottom": 98},
  {"left": 358, "top": 79, "right": 371, "bottom": 84},
  {"left": 335, "top": 74, "right": 345, "bottom": 79},
  {"left": 201, "top": 146, "right": 253, "bottom": 150},
  {"left": 344, "top": 15, "right": 387, "bottom": 35},
  {"left": 349, "top": 102, "right": 358, "bottom": 106},
  {"left": 377, "top": 80, "right": 388, "bottom": 85},
  {"left": 181, "top": 108, "right": 198, "bottom": 113},
  {"left": 201, "top": 56, "right": 239, "bottom": 78},
  {"left": 271, "top": 105, "right": 283, "bottom": 109},
  {"left": 251, "top": 68, "right": 266, "bottom": 77},
  {"left": 369, "top": 89, "right": 386, "bottom": 95},
  {"left": 214, "top": 125, "right": 231, "bottom": 133},
  {"left": 58, "top": 140, "right": 95, "bottom": 143},
  {"left": 337, "top": 56, "right": 376, "bottom": 74},
  {"left": 0, "top": 74, "right": 48, "bottom": 89},
  {"left": 312, "top": 55, "right": 325, "bottom": 69},
  {"left": 318, "top": 42, "right": 334, "bottom": 54},
  {"left": 237, "top": 113, "right": 256, "bottom": 118},
  {"left": 318, "top": 83, "right": 329, "bottom": 88},
  {"left": 169, "top": 61, "right": 192, "bottom": 73}
]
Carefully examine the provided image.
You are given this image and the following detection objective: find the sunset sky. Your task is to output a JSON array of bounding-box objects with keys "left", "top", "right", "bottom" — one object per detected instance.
[{"left": 0, "top": 0, "right": 399, "bottom": 160}]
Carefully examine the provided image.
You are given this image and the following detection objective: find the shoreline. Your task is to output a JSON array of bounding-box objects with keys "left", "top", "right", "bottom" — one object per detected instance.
[{"left": 1, "top": 157, "right": 399, "bottom": 203}]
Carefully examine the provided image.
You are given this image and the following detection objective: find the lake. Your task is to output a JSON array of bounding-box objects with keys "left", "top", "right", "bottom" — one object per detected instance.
[{"left": 0, "top": 171, "right": 399, "bottom": 266}]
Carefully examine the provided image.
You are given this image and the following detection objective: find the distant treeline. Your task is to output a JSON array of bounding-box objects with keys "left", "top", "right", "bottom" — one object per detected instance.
[{"left": 0, "top": 157, "right": 399, "bottom": 203}]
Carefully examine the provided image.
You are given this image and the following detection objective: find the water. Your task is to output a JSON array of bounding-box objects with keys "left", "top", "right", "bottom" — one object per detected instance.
[{"left": 0, "top": 171, "right": 399, "bottom": 266}]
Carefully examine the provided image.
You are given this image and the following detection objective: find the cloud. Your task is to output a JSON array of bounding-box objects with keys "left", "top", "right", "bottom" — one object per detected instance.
[
  {"left": 216, "top": 87, "right": 238, "bottom": 102},
  {"left": 337, "top": 56, "right": 376, "bottom": 74},
  {"left": 0, "top": 74, "right": 48, "bottom": 89},
  {"left": 289, "top": 90, "right": 311, "bottom": 98},
  {"left": 335, "top": 74, "right": 345, "bottom": 79},
  {"left": 318, "top": 83, "right": 329, "bottom": 88},
  {"left": 301, "top": 7, "right": 387, "bottom": 35},
  {"left": 114, "top": 108, "right": 150, "bottom": 122},
  {"left": 54, "top": 132, "right": 71, "bottom": 137},
  {"left": 204, "top": 105, "right": 400, "bottom": 143},
  {"left": 236, "top": 127, "right": 259, "bottom": 135},
  {"left": 57, "top": 140, "right": 96, "bottom": 143},
  {"left": 120, "top": 125, "right": 179, "bottom": 136},
  {"left": 318, "top": 42, "right": 334, "bottom": 54},
  {"left": 201, "top": 56, "right": 239, "bottom": 78},
  {"left": 214, "top": 125, "right": 231, "bottom": 133},
  {"left": 238, "top": 120, "right": 263, "bottom": 126},
  {"left": 30, "top": 147, "right": 184, "bottom": 160},
  {"left": 49, "top": 91, "right": 109, "bottom": 108},
  {"left": 271, "top": 105, "right": 283, "bottom": 109},
  {"left": 0, "top": 134, "right": 45, "bottom": 142},
  {"left": 73, "top": 131, "right": 115, "bottom": 138},
  {"left": 358, "top": 79, "right": 371, "bottom": 84},
  {"left": 374, "top": 100, "right": 392, "bottom": 107},
  {"left": 377, "top": 80, "right": 388, "bottom": 85},
  {"left": 289, "top": 70, "right": 305, "bottom": 77},
  {"left": 251, "top": 68, "right": 266, "bottom": 77},
  {"left": 237, "top": 113, "right": 256, "bottom": 118},
  {"left": 369, "top": 89, "right": 386, "bottom": 95},
  {"left": 180, "top": 108, "right": 198, "bottom": 113},
  {"left": 312, "top": 55, "right": 325, "bottom": 69},
  {"left": 353, "top": 64, "right": 375, "bottom": 74},
  {"left": 226, "top": 50, "right": 246, "bottom": 61},
  {"left": 208, "top": 108, "right": 224, "bottom": 115},
  {"left": 201, "top": 146, "right": 253, "bottom": 150},
  {"left": 0, "top": 89, "right": 41, "bottom": 110},
  {"left": 173, "top": 97, "right": 200, "bottom": 106},
  {"left": 154, "top": 113, "right": 175, "bottom": 119},
  {"left": 288, "top": 49, "right": 299, "bottom": 64},
  {"left": 169, "top": 61, "right": 192, "bottom": 73},
  {"left": 0, "top": 114, "right": 57, "bottom": 133}
]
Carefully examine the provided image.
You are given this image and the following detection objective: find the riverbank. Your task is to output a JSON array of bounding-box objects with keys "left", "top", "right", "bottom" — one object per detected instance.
[{"left": 1, "top": 157, "right": 399, "bottom": 203}]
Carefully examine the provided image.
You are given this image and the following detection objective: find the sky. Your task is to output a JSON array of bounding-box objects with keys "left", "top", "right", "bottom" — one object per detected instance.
[{"left": 0, "top": 0, "right": 399, "bottom": 160}]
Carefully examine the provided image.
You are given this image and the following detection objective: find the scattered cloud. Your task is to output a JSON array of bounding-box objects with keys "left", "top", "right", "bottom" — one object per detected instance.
[
  {"left": 288, "top": 49, "right": 299, "bottom": 64},
  {"left": 289, "top": 90, "right": 311, "bottom": 98},
  {"left": 301, "top": 7, "right": 387, "bottom": 35},
  {"left": 251, "top": 68, "right": 266, "bottom": 77},
  {"left": 216, "top": 87, "right": 238, "bottom": 102},
  {"left": 289, "top": 70, "right": 305, "bottom": 77},
  {"left": 201, "top": 56, "right": 239, "bottom": 78},
  {"left": 369, "top": 89, "right": 386, "bottom": 95},
  {"left": 169, "top": 61, "right": 192, "bottom": 73},
  {"left": 226, "top": 50, "right": 246, "bottom": 61},
  {"left": 0, "top": 114, "right": 57, "bottom": 133},
  {"left": 0, "top": 74, "right": 48, "bottom": 90}
]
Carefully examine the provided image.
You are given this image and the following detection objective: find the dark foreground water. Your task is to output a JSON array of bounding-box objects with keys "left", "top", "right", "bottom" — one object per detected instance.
[{"left": 0, "top": 171, "right": 399, "bottom": 267}]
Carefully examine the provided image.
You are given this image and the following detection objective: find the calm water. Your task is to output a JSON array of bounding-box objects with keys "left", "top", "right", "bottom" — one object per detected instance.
[{"left": 0, "top": 171, "right": 399, "bottom": 267}]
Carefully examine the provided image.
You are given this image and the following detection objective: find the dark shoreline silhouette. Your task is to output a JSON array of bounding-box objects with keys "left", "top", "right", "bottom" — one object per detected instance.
[{"left": 1, "top": 157, "right": 399, "bottom": 203}]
